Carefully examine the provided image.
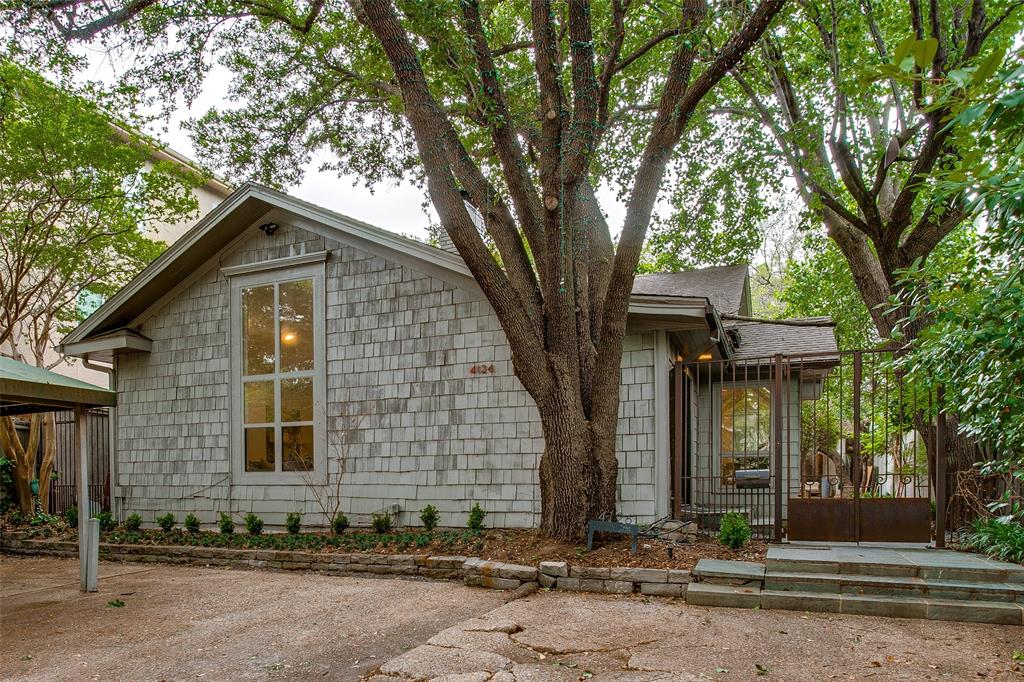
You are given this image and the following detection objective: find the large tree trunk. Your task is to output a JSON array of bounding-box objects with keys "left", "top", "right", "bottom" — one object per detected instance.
[
  {"left": 37, "top": 413, "right": 57, "bottom": 512},
  {"left": 528, "top": 344, "right": 623, "bottom": 540},
  {"left": 0, "top": 415, "right": 39, "bottom": 514},
  {"left": 915, "top": 412, "right": 985, "bottom": 530},
  {"left": 537, "top": 400, "right": 600, "bottom": 538}
]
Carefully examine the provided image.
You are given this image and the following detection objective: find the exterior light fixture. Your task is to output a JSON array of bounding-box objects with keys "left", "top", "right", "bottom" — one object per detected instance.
[
  {"left": 698, "top": 352, "right": 713, "bottom": 361},
  {"left": 258, "top": 222, "right": 280, "bottom": 236},
  {"left": 282, "top": 332, "right": 297, "bottom": 343}
]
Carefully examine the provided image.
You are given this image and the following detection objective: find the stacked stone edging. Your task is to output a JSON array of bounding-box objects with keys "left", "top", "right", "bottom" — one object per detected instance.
[{"left": 1, "top": 536, "right": 690, "bottom": 597}]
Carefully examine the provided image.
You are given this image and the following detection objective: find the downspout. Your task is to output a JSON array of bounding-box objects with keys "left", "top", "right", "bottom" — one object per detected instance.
[{"left": 82, "top": 356, "right": 119, "bottom": 521}]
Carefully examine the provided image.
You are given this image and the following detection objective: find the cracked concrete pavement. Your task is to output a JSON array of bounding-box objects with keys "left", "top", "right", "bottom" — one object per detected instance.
[
  {"left": 2, "top": 555, "right": 1021, "bottom": 681},
  {"left": 366, "top": 590, "right": 1024, "bottom": 681}
]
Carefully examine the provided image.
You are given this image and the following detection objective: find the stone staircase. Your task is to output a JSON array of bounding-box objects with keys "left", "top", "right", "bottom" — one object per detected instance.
[{"left": 687, "top": 545, "right": 1024, "bottom": 625}]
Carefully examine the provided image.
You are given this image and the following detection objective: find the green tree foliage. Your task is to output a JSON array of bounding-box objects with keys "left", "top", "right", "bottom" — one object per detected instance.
[
  {"left": 897, "top": 51, "right": 1024, "bottom": 467},
  {"left": 0, "top": 61, "right": 200, "bottom": 513},
  {"left": 779, "top": 238, "right": 875, "bottom": 351}
]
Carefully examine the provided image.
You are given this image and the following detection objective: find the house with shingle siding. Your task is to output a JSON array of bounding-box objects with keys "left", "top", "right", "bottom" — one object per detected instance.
[{"left": 60, "top": 183, "right": 837, "bottom": 530}]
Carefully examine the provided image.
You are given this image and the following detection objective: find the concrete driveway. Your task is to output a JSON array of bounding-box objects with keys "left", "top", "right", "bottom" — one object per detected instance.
[
  {"left": 0, "top": 555, "right": 505, "bottom": 681},
  {"left": 2, "top": 555, "right": 1022, "bottom": 681}
]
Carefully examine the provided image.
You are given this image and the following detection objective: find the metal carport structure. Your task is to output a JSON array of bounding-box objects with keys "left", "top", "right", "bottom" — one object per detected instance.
[{"left": 0, "top": 356, "right": 115, "bottom": 591}]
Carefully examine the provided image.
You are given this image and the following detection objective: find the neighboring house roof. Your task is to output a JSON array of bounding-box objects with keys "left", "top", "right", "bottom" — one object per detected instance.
[
  {"left": 633, "top": 265, "right": 751, "bottom": 315},
  {"left": 723, "top": 317, "right": 838, "bottom": 361},
  {"left": 109, "top": 124, "right": 233, "bottom": 197}
]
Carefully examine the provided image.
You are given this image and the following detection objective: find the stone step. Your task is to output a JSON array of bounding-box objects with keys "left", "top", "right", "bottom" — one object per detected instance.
[
  {"left": 759, "top": 589, "right": 1023, "bottom": 625},
  {"left": 685, "top": 581, "right": 761, "bottom": 609},
  {"left": 764, "top": 571, "right": 1024, "bottom": 603},
  {"left": 691, "top": 559, "right": 764, "bottom": 586},
  {"left": 767, "top": 546, "right": 1024, "bottom": 584}
]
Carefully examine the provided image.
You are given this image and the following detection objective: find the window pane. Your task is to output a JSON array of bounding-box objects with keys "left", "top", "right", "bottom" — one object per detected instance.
[
  {"left": 282, "top": 425, "right": 314, "bottom": 471},
  {"left": 242, "top": 285, "right": 275, "bottom": 375},
  {"left": 279, "top": 278, "right": 314, "bottom": 372},
  {"left": 245, "top": 427, "right": 276, "bottom": 472},
  {"left": 244, "top": 381, "right": 274, "bottom": 424},
  {"left": 721, "top": 387, "right": 771, "bottom": 452},
  {"left": 281, "top": 377, "right": 313, "bottom": 422}
]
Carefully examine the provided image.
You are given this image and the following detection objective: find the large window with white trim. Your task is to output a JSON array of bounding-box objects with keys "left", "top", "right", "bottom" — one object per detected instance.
[
  {"left": 719, "top": 385, "right": 772, "bottom": 485},
  {"left": 229, "top": 258, "right": 325, "bottom": 481}
]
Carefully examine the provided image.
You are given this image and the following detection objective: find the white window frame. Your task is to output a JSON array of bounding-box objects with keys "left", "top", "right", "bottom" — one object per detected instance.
[
  {"left": 715, "top": 381, "right": 773, "bottom": 485},
  {"left": 228, "top": 256, "right": 327, "bottom": 485}
]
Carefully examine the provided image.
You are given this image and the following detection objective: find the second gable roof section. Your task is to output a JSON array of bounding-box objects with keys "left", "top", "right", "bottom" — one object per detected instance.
[
  {"left": 63, "top": 182, "right": 712, "bottom": 350},
  {"left": 633, "top": 265, "right": 751, "bottom": 316}
]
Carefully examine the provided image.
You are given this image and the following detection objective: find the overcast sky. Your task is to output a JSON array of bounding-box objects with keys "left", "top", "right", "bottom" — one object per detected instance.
[{"left": 76, "top": 45, "right": 629, "bottom": 243}]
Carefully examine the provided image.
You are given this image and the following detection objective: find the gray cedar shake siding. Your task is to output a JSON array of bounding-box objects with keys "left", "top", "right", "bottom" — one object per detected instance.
[{"left": 114, "top": 221, "right": 664, "bottom": 529}]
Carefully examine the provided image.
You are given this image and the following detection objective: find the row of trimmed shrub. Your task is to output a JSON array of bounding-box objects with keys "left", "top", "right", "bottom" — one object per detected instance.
[{"left": 67, "top": 503, "right": 489, "bottom": 537}]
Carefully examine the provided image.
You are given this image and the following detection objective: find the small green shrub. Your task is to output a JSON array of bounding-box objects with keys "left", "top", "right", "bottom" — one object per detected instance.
[
  {"left": 156, "top": 513, "right": 176, "bottom": 532},
  {"left": 29, "top": 511, "right": 60, "bottom": 526},
  {"left": 965, "top": 517, "right": 1024, "bottom": 564},
  {"left": 64, "top": 506, "right": 78, "bottom": 528},
  {"left": 285, "top": 512, "right": 302, "bottom": 535},
  {"left": 467, "top": 503, "right": 486, "bottom": 531},
  {"left": 718, "top": 511, "right": 751, "bottom": 549},
  {"left": 218, "top": 512, "right": 234, "bottom": 535},
  {"left": 244, "top": 513, "right": 264, "bottom": 536},
  {"left": 331, "top": 512, "right": 349, "bottom": 534},
  {"left": 94, "top": 511, "right": 116, "bottom": 532},
  {"left": 419, "top": 504, "right": 440, "bottom": 531},
  {"left": 184, "top": 513, "right": 201, "bottom": 533},
  {"left": 371, "top": 511, "right": 392, "bottom": 534},
  {"left": 123, "top": 513, "right": 142, "bottom": 532}
]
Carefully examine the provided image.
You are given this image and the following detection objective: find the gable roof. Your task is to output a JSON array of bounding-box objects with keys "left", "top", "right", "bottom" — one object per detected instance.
[
  {"left": 63, "top": 183, "right": 719, "bottom": 350},
  {"left": 62, "top": 182, "right": 474, "bottom": 346},
  {"left": 724, "top": 317, "right": 838, "bottom": 360},
  {"left": 633, "top": 265, "right": 750, "bottom": 315}
]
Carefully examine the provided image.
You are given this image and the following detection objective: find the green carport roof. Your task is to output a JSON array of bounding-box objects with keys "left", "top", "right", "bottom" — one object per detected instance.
[{"left": 0, "top": 356, "right": 115, "bottom": 416}]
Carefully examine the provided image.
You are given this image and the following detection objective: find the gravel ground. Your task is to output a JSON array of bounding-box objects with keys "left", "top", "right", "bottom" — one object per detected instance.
[
  {"left": 0, "top": 555, "right": 504, "bottom": 681},
  {"left": 3, "top": 555, "right": 1022, "bottom": 682}
]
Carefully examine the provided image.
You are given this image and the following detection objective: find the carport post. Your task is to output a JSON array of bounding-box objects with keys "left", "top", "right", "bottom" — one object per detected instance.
[{"left": 75, "top": 405, "right": 97, "bottom": 592}]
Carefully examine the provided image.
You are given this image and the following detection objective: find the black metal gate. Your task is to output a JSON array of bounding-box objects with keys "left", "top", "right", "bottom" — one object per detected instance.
[
  {"left": 48, "top": 408, "right": 110, "bottom": 514},
  {"left": 673, "top": 350, "right": 941, "bottom": 544}
]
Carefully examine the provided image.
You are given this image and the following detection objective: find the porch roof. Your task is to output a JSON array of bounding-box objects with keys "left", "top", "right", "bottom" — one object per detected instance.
[
  {"left": 723, "top": 316, "right": 839, "bottom": 361},
  {"left": 0, "top": 356, "right": 115, "bottom": 416},
  {"left": 633, "top": 265, "right": 750, "bottom": 316}
]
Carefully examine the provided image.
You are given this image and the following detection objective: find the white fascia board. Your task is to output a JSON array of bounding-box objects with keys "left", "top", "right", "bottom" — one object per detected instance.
[{"left": 60, "top": 331, "right": 153, "bottom": 359}]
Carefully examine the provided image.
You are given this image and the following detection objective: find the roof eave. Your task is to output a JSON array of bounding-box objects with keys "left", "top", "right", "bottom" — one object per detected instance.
[{"left": 60, "top": 329, "right": 154, "bottom": 360}]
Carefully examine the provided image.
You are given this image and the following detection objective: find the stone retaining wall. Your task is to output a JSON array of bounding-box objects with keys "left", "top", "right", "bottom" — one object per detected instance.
[{"left": 1, "top": 537, "right": 688, "bottom": 597}]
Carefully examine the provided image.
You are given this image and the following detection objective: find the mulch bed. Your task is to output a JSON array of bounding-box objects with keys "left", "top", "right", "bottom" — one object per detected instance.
[{"left": 3, "top": 521, "right": 766, "bottom": 570}]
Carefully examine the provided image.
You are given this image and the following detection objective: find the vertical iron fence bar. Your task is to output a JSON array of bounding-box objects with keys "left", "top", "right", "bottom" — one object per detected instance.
[
  {"left": 935, "top": 385, "right": 947, "bottom": 548},
  {"left": 673, "top": 361, "right": 683, "bottom": 520},
  {"left": 852, "top": 351, "right": 862, "bottom": 543},
  {"left": 773, "top": 353, "right": 784, "bottom": 542}
]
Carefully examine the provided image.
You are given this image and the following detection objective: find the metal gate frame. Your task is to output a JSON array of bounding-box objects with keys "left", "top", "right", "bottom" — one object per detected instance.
[
  {"left": 784, "top": 351, "right": 940, "bottom": 544},
  {"left": 672, "top": 349, "right": 947, "bottom": 545}
]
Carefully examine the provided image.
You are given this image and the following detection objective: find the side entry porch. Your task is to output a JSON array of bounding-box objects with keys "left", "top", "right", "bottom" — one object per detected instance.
[{"left": 669, "top": 349, "right": 945, "bottom": 545}]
